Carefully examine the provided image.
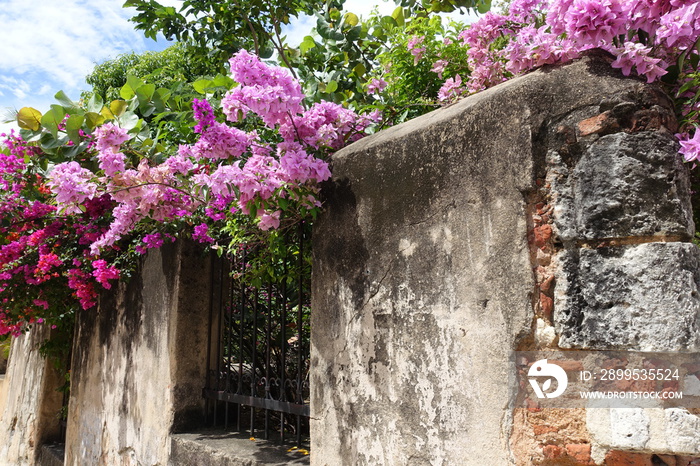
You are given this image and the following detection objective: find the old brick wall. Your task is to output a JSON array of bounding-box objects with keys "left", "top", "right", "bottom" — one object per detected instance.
[{"left": 311, "top": 52, "right": 700, "bottom": 465}]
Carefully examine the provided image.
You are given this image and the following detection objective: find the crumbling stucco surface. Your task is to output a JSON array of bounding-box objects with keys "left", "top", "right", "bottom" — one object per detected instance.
[
  {"left": 311, "top": 52, "right": 700, "bottom": 465},
  {"left": 64, "top": 240, "right": 210, "bottom": 466}
]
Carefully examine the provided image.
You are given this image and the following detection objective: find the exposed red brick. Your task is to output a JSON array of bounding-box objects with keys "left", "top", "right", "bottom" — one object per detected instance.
[
  {"left": 526, "top": 397, "right": 542, "bottom": 413},
  {"left": 543, "top": 444, "right": 564, "bottom": 459},
  {"left": 604, "top": 451, "right": 654, "bottom": 466},
  {"left": 655, "top": 454, "right": 677, "bottom": 466},
  {"left": 533, "top": 224, "right": 553, "bottom": 248},
  {"left": 540, "top": 293, "right": 554, "bottom": 321},
  {"left": 550, "top": 360, "right": 584, "bottom": 372},
  {"left": 578, "top": 111, "right": 619, "bottom": 136},
  {"left": 540, "top": 275, "right": 555, "bottom": 292},
  {"left": 533, "top": 424, "right": 559, "bottom": 436},
  {"left": 565, "top": 443, "right": 591, "bottom": 464},
  {"left": 682, "top": 362, "right": 700, "bottom": 373}
]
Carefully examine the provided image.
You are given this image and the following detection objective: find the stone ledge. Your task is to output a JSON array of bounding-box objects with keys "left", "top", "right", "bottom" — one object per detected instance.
[
  {"left": 38, "top": 442, "right": 65, "bottom": 466},
  {"left": 170, "top": 431, "right": 310, "bottom": 466}
]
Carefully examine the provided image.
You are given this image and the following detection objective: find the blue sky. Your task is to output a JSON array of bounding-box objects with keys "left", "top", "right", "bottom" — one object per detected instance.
[
  {"left": 0, "top": 0, "right": 470, "bottom": 134},
  {"left": 0, "top": 0, "right": 177, "bottom": 133}
]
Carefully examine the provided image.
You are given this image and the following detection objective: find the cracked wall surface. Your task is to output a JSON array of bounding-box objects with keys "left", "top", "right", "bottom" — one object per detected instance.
[{"left": 311, "top": 52, "right": 700, "bottom": 465}]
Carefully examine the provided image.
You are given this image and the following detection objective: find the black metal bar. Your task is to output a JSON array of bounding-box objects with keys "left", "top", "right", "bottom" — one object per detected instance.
[
  {"left": 250, "top": 286, "right": 258, "bottom": 439},
  {"left": 296, "top": 223, "right": 304, "bottom": 446},
  {"left": 227, "top": 256, "right": 235, "bottom": 430},
  {"left": 264, "top": 281, "right": 272, "bottom": 440},
  {"left": 280, "top": 245, "right": 288, "bottom": 443},
  {"left": 205, "top": 231, "right": 310, "bottom": 446},
  {"left": 214, "top": 255, "right": 225, "bottom": 427},
  {"left": 236, "top": 249, "right": 246, "bottom": 431},
  {"left": 203, "top": 388, "right": 310, "bottom": 417},
  {"left": 205, "top": 250, "right": 215, "bottom": 424}
]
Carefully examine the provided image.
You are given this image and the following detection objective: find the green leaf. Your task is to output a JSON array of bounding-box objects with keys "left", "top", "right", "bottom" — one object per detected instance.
[
  {"left": 300, "top": 36, "right": 316, "bottom": 54},
  {"left": 329, "top": 8, "right": 341, "bottom": 22},
  {"left": 65, "top": 115, "right": 85, "bottom": 143},
  {"left": 40, "top": 105, "right": 65, "bottom": 138},
  {"left": 678, "top": 78, "right": 698, "bottom": 97},
  {"left": 346, "top": 25, "right": 362, "bottom": 42},
  {"left": 211, "top": 74, "right": 234, "bottom": 89},
  {"left": 120, "top": 74, "right": 145, "bottom": 100},
  {"left": 344, "top": 12, "right": 359, "bottom": 27},
  {"left": 119, "top": 111, "right": 140, "bottom": 130},
  {"left": 353, "top": 62, "right": 366, "bottom": 77},
  {"left": 155, "top": 87, "right": 172, "bottom": 102},
  {"left": 260, "top": 43, "right": 275, "bottom": 59},
  {"left": 85, "top": 112, "right": 105, "bottom": 130},
  {"left": 317, "top": 17, "right": 345, "bottom": 41},
  {"left": 477, "top": 0, "right": 491, "bottom": 14},
  {"left": 137, "top": 83, "right": 156, "bottom": 101},
  {"left": 380, "top": 16, "right": 398, "bottom": 30},
  {"left": 391, "top": 7, "right": 405, "bottom": 27},
  {"left": 120, "top": 82, "right": 136, "bottom": 100},
  {"left": 64, "top": 141, "right": 88, "bottom": 158},
  {"left": 87, "top": 93, "right": 104, "bottom": 113},
  {"left": 691, "top": 52, "right": 700, "bottom": 70},
  {"left": 106, "top": 100, "right": 128, "bottom": 119},
  {"left": 126, "top": 74, "right": 144, "bottom": 91},
  {"left": 17, "top": 107, "right": 42, "bottom": 131},
  {"left": 54, "top": 90, "right": 80, "bottom": 111},
  {"left": 192, "top": 78, "right": 213, "bottom": 94},
  {"left": 136, "top": 83, "right": 156, "bottom": 114},
  {"left": 326, "top": 80, "right": 338, "bottom": 93}
]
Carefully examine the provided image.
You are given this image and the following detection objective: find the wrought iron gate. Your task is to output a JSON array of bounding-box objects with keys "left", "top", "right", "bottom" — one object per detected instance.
[{"left": 203, "top": 224, "right": 311, "bottom": 447}]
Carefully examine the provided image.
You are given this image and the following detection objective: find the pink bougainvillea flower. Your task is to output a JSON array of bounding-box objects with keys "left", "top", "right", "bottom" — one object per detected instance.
[
  {"left": 678, "top": 132, "right": 700, "bottom": 163},
  {"left": 368, "top": 78, "right": 388, "bottom": 94}
]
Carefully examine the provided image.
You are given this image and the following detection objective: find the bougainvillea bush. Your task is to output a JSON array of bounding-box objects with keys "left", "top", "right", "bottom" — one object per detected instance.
[
  {"left": 383, "top": 0, "right": 700, "bottom": 158},
  {"left": 1, "top": 0, "right": 699, "bottom": 337},
  {"left": 0, "top": 50, "right": 376, "bottom": 336}
]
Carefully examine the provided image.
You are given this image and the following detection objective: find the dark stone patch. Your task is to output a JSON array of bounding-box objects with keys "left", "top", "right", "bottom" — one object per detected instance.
[{"left": 556, "top": 243, "right": 700, "bottom": 351}]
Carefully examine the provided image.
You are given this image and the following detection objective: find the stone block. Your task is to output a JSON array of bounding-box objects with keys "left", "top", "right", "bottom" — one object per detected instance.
[
  {"left": 555, "top": 242, "right": 700, "bottom": 351},
  {"left": 549, "top": 131, "right": 693, "bottom": 242}
]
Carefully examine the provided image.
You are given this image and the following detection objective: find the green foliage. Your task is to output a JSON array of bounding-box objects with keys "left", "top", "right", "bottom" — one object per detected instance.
[
  {"left": 395, "top": 0, "right": 489, "bottom": 15},
  {"left": 375, "top": 15, "right": 470, "bottom": 121},
  {"left": 285, "top": 6, "right": 395, "bottom": 108},
  {"left": 122, "top": 0, "right": 486, "bottom": 120},
  {"left": 84, "top": 43, "right": 216, "bottom": 102},
  {"left": 124, "top": 0, "right": 329, "bottom": 70},
  {"left": 0, "top": 338, "right": 9, "bottom": 362}
]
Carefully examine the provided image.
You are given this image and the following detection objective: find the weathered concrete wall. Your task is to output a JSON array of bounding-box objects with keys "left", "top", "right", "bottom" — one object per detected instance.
[
  {"left": 0, "top": 324, "right": 64, "bottom": 465},
  {"left": 311, "top": 51, "right": 700, "bottom": 465},
  {"left": 65, "top": 240, "right": 210, "bottom": 465}
]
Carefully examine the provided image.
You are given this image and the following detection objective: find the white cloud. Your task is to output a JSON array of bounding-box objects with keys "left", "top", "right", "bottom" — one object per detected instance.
[
  {"left": 0, "top": 0, "right": 151, "bottom": 91},
  {"left": 0, "top": 0, "right": 169, "bottom": 117}
]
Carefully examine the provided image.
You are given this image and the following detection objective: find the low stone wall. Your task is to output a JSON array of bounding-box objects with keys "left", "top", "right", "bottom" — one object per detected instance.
[
  {"left": 1, "top": 52, "right": 699, "bottom": 466},
  {"left": 65, "top": 240, "right": 211, "bottom": 465},
  {"left": 311, "top": 52, "right": 700, "bottom": 465},
  {"left": 0, "top": 324, "right": 64, "bottom": 465}
]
